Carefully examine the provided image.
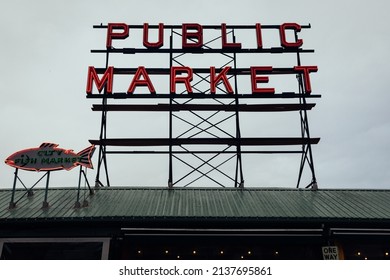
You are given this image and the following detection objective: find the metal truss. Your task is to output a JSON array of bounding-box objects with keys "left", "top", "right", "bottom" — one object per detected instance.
[
  {"left": 166, "top": 27, "right": 244, "bottom": 188},
  {"left": 7, "top": 165, "right": 93, "bottom": 209},
  {"left": 88, "top": 24, "right": 320, "bottom": 189}
]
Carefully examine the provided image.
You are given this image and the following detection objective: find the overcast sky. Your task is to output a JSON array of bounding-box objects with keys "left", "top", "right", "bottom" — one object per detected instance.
[{"left": 1, "top": 0, "right": 389, "bottom": 190}]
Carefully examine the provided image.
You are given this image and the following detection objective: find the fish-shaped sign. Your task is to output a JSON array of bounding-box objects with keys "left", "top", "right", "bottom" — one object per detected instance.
[{"left": 5, "top": 143, "right": 95, "bottom": 171}]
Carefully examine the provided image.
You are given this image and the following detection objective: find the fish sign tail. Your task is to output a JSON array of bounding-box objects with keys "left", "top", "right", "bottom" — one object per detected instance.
[{"left": 77, "top": 145, "right": 96, "bottom": 169}]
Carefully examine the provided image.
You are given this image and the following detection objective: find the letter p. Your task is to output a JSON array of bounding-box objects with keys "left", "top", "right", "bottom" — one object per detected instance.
[{"left": 106, "top": 23, "right": 129, "bottom": 48}]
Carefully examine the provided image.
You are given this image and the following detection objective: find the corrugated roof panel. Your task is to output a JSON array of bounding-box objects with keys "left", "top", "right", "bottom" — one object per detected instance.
[
  {"left": 337, "top": 191, "right": 371, "bottom": 218},
  {"left": 362, "top": 191, "right": 390, "bottom": 218},
  {"left": 312, "top": 191, "right": 357, "bottom": 218},
  {"left": 330, "top": 191, "right": 382, "bottom": 218},
  {"left": 1, "top": 188, "right": 390, "bottom": 222},
  {"left": 301, "top": 191, "right": 333, "bottom": 218},
  {"left": 6, "top": 191, "right": 46, "bottom": 219},
  {"left": 245, "top": 191, "right": 269, "bottom": 217}
]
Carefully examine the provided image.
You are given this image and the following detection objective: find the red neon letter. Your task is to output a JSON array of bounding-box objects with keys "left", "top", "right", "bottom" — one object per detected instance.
[
  {"left": 294, "top": 66, "right": 318, "bottom": 94},
  {"left": 170, "top": 66, "right": 193, "bottom": 94},
  {"left": 182, "top": 23, "right": 203, "bottom": 48},
  {"left": 221, "top": 23, "right": 242, "bottom": 49},
  {"left": 255, "top": 23, "right": 263, "bottom": 49},
  {"left": 250, "top": 66, "right": 275, "bottom": 94},
  {"left": 210, "top": 66, "right": 233, "bottom": 94},
  {"left": 143, "top": 23, "right": 164, "bottom": 49},
  {"left": 106, "top": 23, "right": 129, "bottom": 48},
  {"left": 86, "top": 66, "right": 114, "bottom": 94},
  {"left": 279, "top": 23, "right": 303, "bottom": 48},
  {"left": 127, "top": 66, "right": 156, "bottom": 94}
]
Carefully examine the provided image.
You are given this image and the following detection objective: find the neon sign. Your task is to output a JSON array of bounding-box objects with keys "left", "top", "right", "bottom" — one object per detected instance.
[
  {"left": 104, "top": 23, "right": 304, "bottom": 50},
  {"left": 86, "top": 23, "right": 321, "bottom": 189},
  {"left": 86, "top": 23, "right": 318, "bottom": 96},
  {"left": 5, "top": 143, "right": 95, "bottom": 172}
]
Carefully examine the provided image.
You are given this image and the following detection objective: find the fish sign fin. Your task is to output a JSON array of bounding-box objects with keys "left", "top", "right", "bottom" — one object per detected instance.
[
  {"left": 77, "top": 145, "right": 96, "bottom": 169},
  {"left": 39, "top": 143, "right": 59, "bottom": 149}
]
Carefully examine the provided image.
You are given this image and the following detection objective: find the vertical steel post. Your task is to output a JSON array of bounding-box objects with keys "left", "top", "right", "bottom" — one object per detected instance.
[
  {"left": 75, "top": 165, "right": 83, "bottom": 208},
  {"left": 168, "top": 29, "right": 173, "bottom": 188},
  {"left": 232, "top": 29, "right": 244, "bottom": 188},
  {"left": 42, "top": 171, "right": 50, "bottom": 208},
  {"left": 95, "top": 51, "right": 110, "bottom": 188},
  {"left": 9, "top": 168, "right": 18, "bottom": 209}
]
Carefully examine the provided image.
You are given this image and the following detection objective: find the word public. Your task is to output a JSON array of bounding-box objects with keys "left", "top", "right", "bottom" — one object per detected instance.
[{"left": 86, "top": 23, "right": 318, "bottom": 95}]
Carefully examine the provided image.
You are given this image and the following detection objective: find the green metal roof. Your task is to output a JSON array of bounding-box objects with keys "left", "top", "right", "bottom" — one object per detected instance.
[{"left": 1, "top": 187, "right": 390, "bottom": 223}]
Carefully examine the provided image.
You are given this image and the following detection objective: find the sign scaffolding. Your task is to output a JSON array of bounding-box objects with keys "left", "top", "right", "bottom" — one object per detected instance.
[{"left": 87, "top": 23, "right": 320, "bottom": 189}]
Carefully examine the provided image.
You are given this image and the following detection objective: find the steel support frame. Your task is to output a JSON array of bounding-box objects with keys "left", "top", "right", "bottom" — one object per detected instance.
[
  {"left": 295, "top": 30, "right": 318, "bottom": 189},
  {"left": 8, "top": 167, "right": 93, "bottom": 209},
  {"left": 90, "top": 24, "right": 319, "bottom": 189},
  {"left": 8, "top": 169, "right": 51, "bottom": 209},
  {"left": 95, "top": 53, "right": 111, "bottom": 188},
  {"left": 166, "top": 27, "right": 244, "bottom": 188}
]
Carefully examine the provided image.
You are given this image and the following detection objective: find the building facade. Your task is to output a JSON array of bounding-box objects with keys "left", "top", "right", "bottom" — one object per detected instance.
[{"left": 1, "top": 187, "right": 390, "bottom": 260}]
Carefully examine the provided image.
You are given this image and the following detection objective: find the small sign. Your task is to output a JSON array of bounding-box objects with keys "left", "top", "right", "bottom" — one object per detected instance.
[
  {"left": 322, "top": 246, "right": 339, "bottom": 260},
  {"left": 5, "top": 143, "right": 95, "bottom": 171}
]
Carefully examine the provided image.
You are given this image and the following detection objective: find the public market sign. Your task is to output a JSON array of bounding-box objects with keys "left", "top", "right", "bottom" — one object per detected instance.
[
  {"left": 5, "top": 143, "right": 95, "bottom": 172},
  {"left": 86, "top": 23, "right": 318, "bottom": 96}
]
